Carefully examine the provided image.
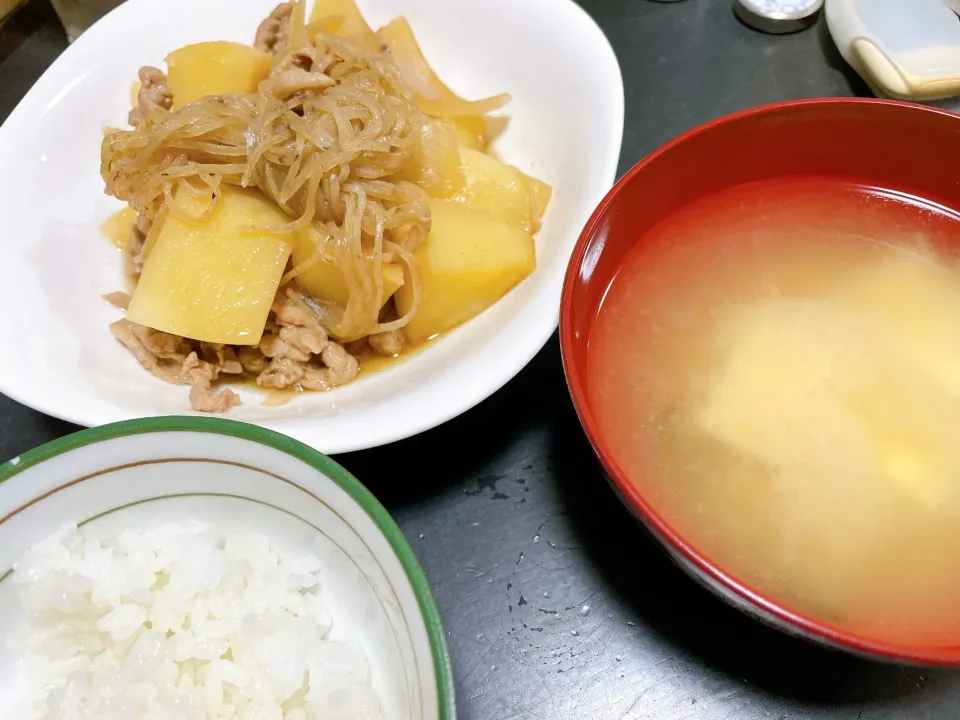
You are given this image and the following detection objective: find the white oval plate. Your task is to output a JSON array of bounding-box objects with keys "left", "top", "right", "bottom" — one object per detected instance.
[{"left": 0, "top": 0, "right": 623, "bottom": 453}]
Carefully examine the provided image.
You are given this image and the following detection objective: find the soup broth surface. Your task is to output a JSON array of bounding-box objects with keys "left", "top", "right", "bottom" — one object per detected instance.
[{"left": 588, "top": 177, "right": 960, "bottom": 646}]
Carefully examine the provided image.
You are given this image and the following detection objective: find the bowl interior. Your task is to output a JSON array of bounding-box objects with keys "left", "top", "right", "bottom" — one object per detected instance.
[
  {"left": 0, "top": 0, "right": 623, "bottom": 453},
  {"left": 561, "top": 99, "right": 960, "bottom": 665},
  {"left": 0, "top": 419, "right": 453, "bottom": 718}
]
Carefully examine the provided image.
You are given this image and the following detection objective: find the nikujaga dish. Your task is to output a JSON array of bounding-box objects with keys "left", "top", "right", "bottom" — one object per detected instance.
[{"left": 101, "top": 0, "right": 551, "bottom": 412}]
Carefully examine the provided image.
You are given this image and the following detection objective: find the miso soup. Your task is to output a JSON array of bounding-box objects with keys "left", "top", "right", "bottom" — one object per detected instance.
[{"left": 588, "top": 178, "right": 960, "bottom": 646}]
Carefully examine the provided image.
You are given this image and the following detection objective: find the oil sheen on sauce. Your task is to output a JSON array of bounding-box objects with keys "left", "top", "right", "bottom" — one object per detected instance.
[
  {"left": 256, "top": 338, "right": 434, "bottom": 407},
  {"left": 588, "top": 178, "right": 960, "bottom": 646}
]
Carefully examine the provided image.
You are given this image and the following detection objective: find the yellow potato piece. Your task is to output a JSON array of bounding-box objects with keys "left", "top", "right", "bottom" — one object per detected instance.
[
  {"left": 395, "top": 199, "right": 535, "bottom": 343},
  {"left": 450, "top": 147, "right": 536, "bottom": 232},
  {"left": 309, "top": 0, "right": 380, "bottom": 53},
  {"left": 100, "top": 207, "right": 138, "bottom": 248},
  {"left": 453, "top": 123, "right": 482, "bottom": 151},
  {"left": 126, "top": 186, "right": 294, "bottom": 345},
  {"left": 292, "top": 231, "right": 405, "bottom": 306},
  {"left": 165, "top": 42, "right": 272, "bottom": 110}
]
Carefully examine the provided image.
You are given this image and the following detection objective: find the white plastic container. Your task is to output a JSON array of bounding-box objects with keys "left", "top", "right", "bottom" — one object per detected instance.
[{"left": 826, "top": 0, "right": 960, "bottom": 102}]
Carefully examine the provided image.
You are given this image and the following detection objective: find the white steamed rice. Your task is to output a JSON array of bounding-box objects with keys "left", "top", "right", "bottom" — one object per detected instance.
[{"left": 8, "top": 521, "right": 384, "bottom": 720}]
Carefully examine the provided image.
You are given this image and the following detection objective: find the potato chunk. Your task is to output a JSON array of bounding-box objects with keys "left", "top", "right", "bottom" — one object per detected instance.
[
  {"left": 292, "top": 231, "right": 405, "bottom": 307},
  {"left": 448, "top": 147, "right": 552, "bottom": 231},
  {"left": 309, "top": 0, "right": 380, "bottom": 53},
  {"left": 449, "top": 147, "right": 537, "bottom": 232},
  {"left": 453, "top": 123, "right": 482, "bottom": 151},
  {"left": 395, "top": 200, "right": 535, "bottom": 342},
  {"left": 165, "top": 42, "right": 272, "bottom": 109},
  {"left": 100, "top": 207, "right": 138, "bottom": 248},
  {"left": 126, "top": 186, "right": 294, "bottom": 345}
]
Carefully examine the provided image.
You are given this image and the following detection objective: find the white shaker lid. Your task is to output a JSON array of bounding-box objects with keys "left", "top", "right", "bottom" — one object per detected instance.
[{"left": 734, "top": 0, "right": 824, "bottom": 34}]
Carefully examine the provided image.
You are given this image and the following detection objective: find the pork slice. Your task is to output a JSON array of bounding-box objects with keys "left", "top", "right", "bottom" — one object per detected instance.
[
  {"left": 300, "top": 342, "right": 359, "bottom": 391},
  {"left": 257, "top": 357, "right": 306, "bottom": 389},
  {"left": 110, "top": 319, "right": 190, "bottom": 386},
  {"left": 182, "top": 352, "right": 241, "bottom": 413},
  {"left": 368, "top": 329, "right": 404, "bottom": 356},
  {"left": 128, "top": 66, "right": 172, "bottom": 126}
]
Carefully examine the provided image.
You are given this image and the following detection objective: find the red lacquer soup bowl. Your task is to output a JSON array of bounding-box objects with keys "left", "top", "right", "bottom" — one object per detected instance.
[{"left": 560, "top": 98, "right": 960, "bottom": 666}]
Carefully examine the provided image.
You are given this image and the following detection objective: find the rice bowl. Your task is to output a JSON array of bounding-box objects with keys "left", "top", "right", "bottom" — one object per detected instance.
[{"left": 0, "top": 417, "right": 453, "bottom": 719}]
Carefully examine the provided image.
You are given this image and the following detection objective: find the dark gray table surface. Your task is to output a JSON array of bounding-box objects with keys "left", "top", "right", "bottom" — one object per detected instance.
[{"left": 1, "top": 1, "right": 956, "bottom": 718}]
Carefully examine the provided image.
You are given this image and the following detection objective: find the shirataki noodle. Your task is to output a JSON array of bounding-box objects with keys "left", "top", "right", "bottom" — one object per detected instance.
[
  {"left": 102, "top": 26, "right": 429, "bottom": 342},
  {"left": 95, "top": 0, "right": 540, "bottom": 414}
]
